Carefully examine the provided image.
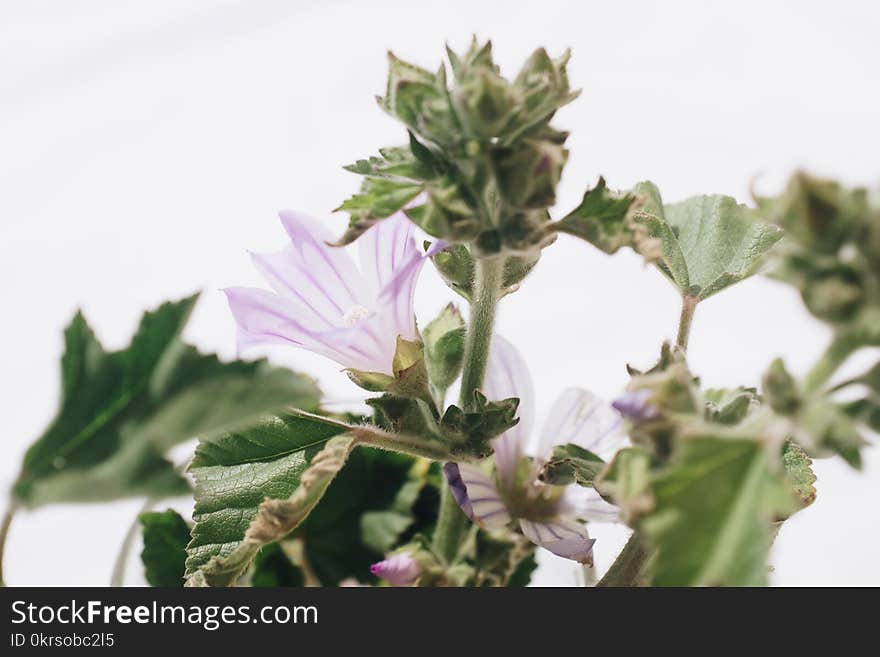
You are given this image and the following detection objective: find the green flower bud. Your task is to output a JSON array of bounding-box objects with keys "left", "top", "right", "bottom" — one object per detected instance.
[
  {"left": 762, "top": 358, "right": 800, "bottom": 415},
  {"left": 491, "top": 138, "right": 568, "bottom": 209}
]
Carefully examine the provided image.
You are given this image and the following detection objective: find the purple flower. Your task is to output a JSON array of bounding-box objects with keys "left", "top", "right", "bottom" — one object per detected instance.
[
  {"left": 612, "top": 389, "right": 660, "bottom": 423},
  {"left": 226, "top": 211, "right": 441, "bottom": 375},
  {"left": 370, "top": 552, "right": 422, "bottom": 586},
  {"left": 443, "top": 336, "right": 627, "bottom": 564}
]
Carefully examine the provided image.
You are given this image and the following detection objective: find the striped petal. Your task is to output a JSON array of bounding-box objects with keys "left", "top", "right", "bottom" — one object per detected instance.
[
  {"left": 443, "top": 462, "right": 511, "bottom": 530},
  {"left": 536, "top": 388, "right": 625, "bottom": 461},
  {"left": 224, "top": 287, "right": 385, "bottom": 372},
  {"left": 519, "top": 518, "right": 596, "bottom": 565},
  {"left": 560, "top": 486, "right": 622, "bottom": 523},
  {"left": 483, "top": 335, "right": 535, "bottom": 491},
  {"left": 358, "top": 212, "right": 417, "bottom": 297}
]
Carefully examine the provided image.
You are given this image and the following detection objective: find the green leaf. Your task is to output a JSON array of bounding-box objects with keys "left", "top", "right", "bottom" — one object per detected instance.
[
  {"left": 641, "top": 434, "right": 794, "bottom": 586},
  {"left": 139, "top": 509, "right": 190, "bottom": 587},
  {"left": 554, "top": 177, "right": 640, "bottom": 254},
  {"left": 185, "top": 414, "right": 350, "bottom": 585},
  {"left": 14, "top": 295, "right": 321, "bottom": 508},
  {"left": 422, "top": 303, "right": 466, "bottom": 397},
  {"left": 360, "top": 477, "right": 423, "bottom": 554},
  {"left": 632, "top": 182, "right": 783, "bottom": 299},
  {"left": 782, "top": 441, "right": 817, "bottom": 511},
  {"left": 539, "top": 443, "right": 605, "bottom": 486}
]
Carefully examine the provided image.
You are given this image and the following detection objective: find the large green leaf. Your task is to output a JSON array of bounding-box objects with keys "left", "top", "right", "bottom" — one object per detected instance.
[
  {"left": 641, "top": 434, "right": 794, "bottom": 586},
  {"left": 632, "top": 182, "right": 783, "bottom": 300},
  {"left": 14, "top": 295, "right": 321, "bottom": 507},
  {"left": 139, "top": 509, "right": 190, "bottom": 587},
  {"left": 185, "top": 414, "right": 348, "bottom": 585}
]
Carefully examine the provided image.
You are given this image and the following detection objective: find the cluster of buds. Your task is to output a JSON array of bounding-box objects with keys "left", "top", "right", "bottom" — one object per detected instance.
[
  {"left": 756, "top": 172, "right": 880, "bottom": 329},
  {"left": 335, "top": 39, "right": 581, "bottom": 296}
]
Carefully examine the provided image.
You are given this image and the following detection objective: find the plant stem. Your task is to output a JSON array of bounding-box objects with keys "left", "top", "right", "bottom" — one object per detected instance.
[
  {"left": 458, "top": 256, "right": 504, "bottom": 412},
  {"left": 110, "top": 497, "right": 157, "bottom": 586},
  {"left": 433, "top": 255, "right": 504, "bottom": 563},
  {"left": 676, "top": 295, "right": 699, "bottom": 350},
  {"left": 803, "top": 332, "right": 862, "bottom": 394},
  {"left": 596, "top": 532, "right": 651, "bottom": 587},
  {"left": 0, "top": 501, "right": 18, "bottom": 587}
]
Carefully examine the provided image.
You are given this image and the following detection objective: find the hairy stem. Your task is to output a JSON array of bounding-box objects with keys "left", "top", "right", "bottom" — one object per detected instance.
[
  {"left": 433, "top": 255, "right": 504, "bottom": 563},
  {"left": 458, "top": 256, "right": 504, "bottom": 412},
  {"left": 676, "top": 295, "right": 699, "bottom": 350},
  {"left": 803, "top": 332, "right": 862, "bottom": 394},
  {"left": 0, "top": 501, "right": 18, "bottom": 587},
  {"left": 597, "top": 532, "right": 651, "bottom": 587}
]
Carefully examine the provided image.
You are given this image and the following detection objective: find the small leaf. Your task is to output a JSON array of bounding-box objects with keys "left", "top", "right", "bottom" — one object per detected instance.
[
  {"left": 641, "top": 433, "right": 794, "bottom": 586},
  {"left": 14, "top": 295, "right": 320, "bottom": 507},
  {"left": 139, "top": 509, "right": 190, "bottom": 587},
  {"left": 539, "top": 443, "right": 605, "bottom": 486},
  {"left": 360, "top": 478, "right": 423, "bottom": 553},
  {"left": 554, "top": 178, "right": 640, "bottom": 254},
  {"left": 782, "top": 441, "right": 817, "bottom": 512},
  {"left": 632, "top": 183, "right": 784, "bottom": 299}
]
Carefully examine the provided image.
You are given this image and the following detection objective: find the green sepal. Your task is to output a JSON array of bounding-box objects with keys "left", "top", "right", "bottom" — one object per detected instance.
[
  {"left": 422, "top": 304, "right": 466, "bottom": 398},
  {"left": 539, "top": 443, "right": 606, "bottom": 487},
  {"left": 703, "top": 387, "right": 759, "bottom": 425},
  {"left": 761, "top": 358, "right": 801, "bottom": 415},
  {"left": 594, "top": 446, "right": 654, "bottom": 521},
  {"left": 441, "top": 392, "right": 520, "bottom": 460}
]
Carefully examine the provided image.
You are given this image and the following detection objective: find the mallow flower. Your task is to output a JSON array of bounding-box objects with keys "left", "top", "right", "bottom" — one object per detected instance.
[
  {"left": 444, "top": 336, "right": 626, "bottom": 564},
  {"left": 225, "top": 210, "right": 439, "bottom": 375}
]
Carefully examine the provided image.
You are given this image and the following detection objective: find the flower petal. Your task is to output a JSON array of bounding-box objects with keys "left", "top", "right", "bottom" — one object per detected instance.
[
  {"left": 358, "top": 212, "right": 417, "bottom": 297},
  {"left": 560, "top": 486, "right": 622, "bottom": 523},
  {"left": 224, "top": 286, "right": 376, "bottom": 369},
  {"left": 519, "top": 518, "right": 595, "bottom": 564},
  {"left": 370, "top": 552, "right": 421, "bottom": 587},
  {"left": 537, "top": 388, "right": 625, "bottom": 460},
  {"left": 278, "top": 210, "right": 369, "bottom": 309},
  {"left": 373, "top": 236, "right": 428, "bottom": 344},
  {"left": 484, "top": 335, "right": 536, "bottom": 491},
  {"left": 443, "top": 462, "right": 510, "bottom": 530}
]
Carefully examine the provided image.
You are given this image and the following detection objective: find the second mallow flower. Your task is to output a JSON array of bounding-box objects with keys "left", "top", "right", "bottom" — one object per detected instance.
[
  {"left": 225, "top": 211, "right": 440, "bottom": 375},
  {"left": 444, "top": 336, "right": 626, "bottom": 564}
]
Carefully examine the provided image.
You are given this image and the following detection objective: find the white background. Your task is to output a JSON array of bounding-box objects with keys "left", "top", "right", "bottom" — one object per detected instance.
[{"left": 1, "top": 0, "right": 878, "bottom": 586}]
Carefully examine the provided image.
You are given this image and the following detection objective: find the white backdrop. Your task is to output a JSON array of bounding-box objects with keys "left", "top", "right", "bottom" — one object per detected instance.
[{"left": 1, "top": 0, "right": 878, "bottom": 586}]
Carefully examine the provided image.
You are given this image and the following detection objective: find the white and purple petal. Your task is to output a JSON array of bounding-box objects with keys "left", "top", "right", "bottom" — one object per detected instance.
[
  {"left": 519, "top": 518, "right": 596, "bottom": 565},
  {"left": 443, "top": 462, "right": 511, "bottom": 530},
  {"left": 483, "top": 335, "right": 536, "bottom": 492},
  {"left": 536, "top": 388, "right": 625, "bottom": 461}
]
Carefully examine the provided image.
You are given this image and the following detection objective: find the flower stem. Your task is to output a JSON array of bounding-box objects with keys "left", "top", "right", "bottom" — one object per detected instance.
[
  {"left": 0, "top": 500, "right": 18, "bottom": 587},
  {"left": 676, "top": 295, "right": 699, "bottom": 351},
  {"left": 803, "top": 332, "right": 862, "bottom": 394},
  {"left": 458, "top": 256, "right": 504, "bottom": 412},
  {"left": 596, "top": 532, "right": 651, "bottom": 587},
  {"left": 433, "top": 255, "right": 504, "bottom": 563}
]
